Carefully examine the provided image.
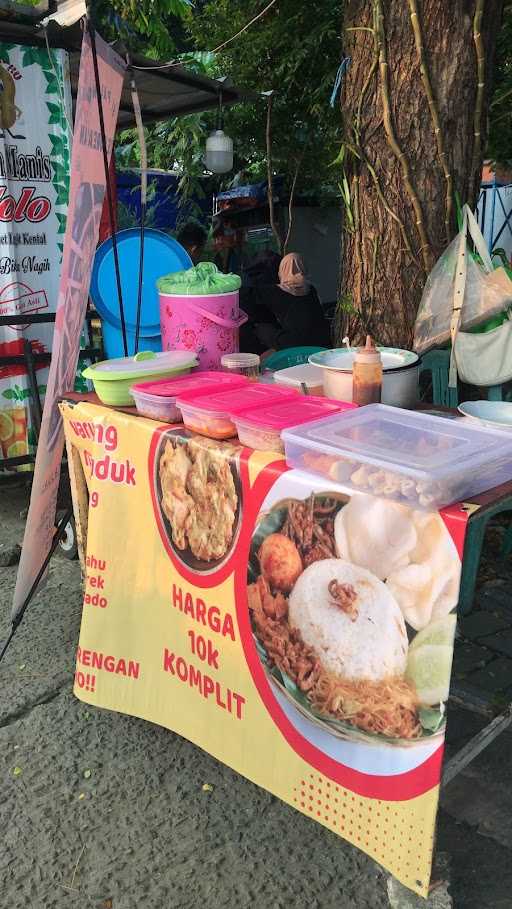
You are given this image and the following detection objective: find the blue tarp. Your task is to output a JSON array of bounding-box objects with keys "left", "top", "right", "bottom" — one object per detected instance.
[
  {"left": 216, "top": 176, "right": 284, "bottom": 203},
  {"left": 116, "top": 170, "right": 212, "bottom": 231}
]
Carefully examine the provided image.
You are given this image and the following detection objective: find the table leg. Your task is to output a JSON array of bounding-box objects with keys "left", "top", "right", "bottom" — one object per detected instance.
[
  {"left": 458, "top": 515, "right": 489, "bottom": 615},
  {"left": 442, "top": 704, "right": 512, "bottom": 786},
  {"left": 459, "top": 500, "right": 512, "bottom": 614},
  {"left": 64, "top": 438, "right": 89, "bottom": 580}
]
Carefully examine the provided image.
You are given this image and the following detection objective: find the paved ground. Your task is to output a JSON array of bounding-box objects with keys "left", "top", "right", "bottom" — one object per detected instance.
[{"left": 1, "top": 480, "right": 512, "bottom": 909}]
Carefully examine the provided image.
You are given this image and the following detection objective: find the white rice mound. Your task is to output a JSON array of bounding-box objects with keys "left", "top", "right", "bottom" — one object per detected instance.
[{"left": 288, "top": 559, "right": 408, "bottom": 682}]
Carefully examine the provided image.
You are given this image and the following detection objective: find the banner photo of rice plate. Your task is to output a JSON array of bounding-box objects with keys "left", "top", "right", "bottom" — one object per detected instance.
[{"left": 60, "top": 400, "right": 469, "bottom": 898}]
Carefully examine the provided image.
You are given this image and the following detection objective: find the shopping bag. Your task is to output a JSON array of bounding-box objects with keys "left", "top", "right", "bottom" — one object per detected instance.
[
  {"left": 449, "top": 207, "right": 512, "bottom": 387},
  {"left": 414, "top": 205, "right": 512, "bottom": 356},
  {"left": 455, "top": 313, "right": 512, "bottom": 385}
]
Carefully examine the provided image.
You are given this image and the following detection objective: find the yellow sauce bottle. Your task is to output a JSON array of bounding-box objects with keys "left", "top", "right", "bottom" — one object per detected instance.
[{"left": 352, "top": 335, "right": 383, "bottom": 405}]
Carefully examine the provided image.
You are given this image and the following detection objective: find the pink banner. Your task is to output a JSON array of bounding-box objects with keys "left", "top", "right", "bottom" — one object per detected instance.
[{"left": 12, "top": 32, "right": 125, "bottom": 618}]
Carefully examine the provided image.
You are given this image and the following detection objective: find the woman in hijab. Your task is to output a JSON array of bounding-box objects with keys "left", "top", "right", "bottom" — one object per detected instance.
[{"left": 239, "top": 252, "right": 330, "bottom": 354}]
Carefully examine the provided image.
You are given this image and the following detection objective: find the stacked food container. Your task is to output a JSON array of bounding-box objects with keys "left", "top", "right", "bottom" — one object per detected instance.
[
  {"left": 131, "top": 371, "right": 248, "bottom": 422},
  {"left": 129, "top": 370, "right": 355, "bottom": 451},
  {"left": 82, "top": 346, "right": 512, "bottom": 512}
]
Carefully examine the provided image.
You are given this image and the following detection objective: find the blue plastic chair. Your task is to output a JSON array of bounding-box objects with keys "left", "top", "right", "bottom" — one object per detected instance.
[
  {"left": 263, "top": 346, "right": 327, "bottom": 372},
  {"left": 419, "top": 349, "right": 458, "bottom": 407},
  {"left": 420, "top": 348, "right": 509, "bottom": 406}
]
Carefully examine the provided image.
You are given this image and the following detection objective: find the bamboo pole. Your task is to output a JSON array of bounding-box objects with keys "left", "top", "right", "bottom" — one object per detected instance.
[
  {"left": 266, "top": 93, "right": 283, "bottom": 254},
  {"left": 283, "top": 147, "right": 306, "bottom": 255},
  {"left": 407, "top": 0, "right": 453, "bottom": 243},
  {"left": 472, "top": 0, "right": 485, "bottom": 182}
]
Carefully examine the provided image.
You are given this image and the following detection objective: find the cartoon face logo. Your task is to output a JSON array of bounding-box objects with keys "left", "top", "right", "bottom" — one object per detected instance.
[{"left": 0, "top": 64, "right": 23, "bottom": 138}]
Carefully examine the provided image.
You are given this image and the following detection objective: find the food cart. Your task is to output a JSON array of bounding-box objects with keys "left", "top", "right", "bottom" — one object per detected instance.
[
  {"left": 6, "top": 16, "right": 512, "bottom": 902},
  {"left": 57, "top": 388, "right": 512, "bottom": 899}
]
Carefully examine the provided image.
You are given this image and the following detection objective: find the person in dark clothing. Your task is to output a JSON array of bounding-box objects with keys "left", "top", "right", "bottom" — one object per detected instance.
[
  {"left": 242, "top": 248, "right": 282, "bottom": 287},
  {"left": 176, "top": 220, "right": 208, "bottom": 265},
  {"left": 239, "top": 252, "right": 331, "bottom": 354}
]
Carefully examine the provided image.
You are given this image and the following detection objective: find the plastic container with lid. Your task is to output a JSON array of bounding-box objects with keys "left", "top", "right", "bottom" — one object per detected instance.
[
  {"left": 233, "top": 396, "right": 357, "bottom": 453},
  {"left": 82, "top": 350, "right": 198, "bottom": 406},
  {"left": 283, "top": 403, "right": 512, "bottom": 509},
  {"left": 221, "top": 352, "right": 260, "bottom": 380},
  {"left": 176, "top": 383, "right": 300, "bottom": 440},
  {"left": 130, "top": 371, "right": 249, "bottom": 422},
  {"left": 273, "top": 363, "right": 325, "bottom": 396}
]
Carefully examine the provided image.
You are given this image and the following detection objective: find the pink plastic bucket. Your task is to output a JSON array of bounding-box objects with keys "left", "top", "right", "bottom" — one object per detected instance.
[{"left": 159, "top": 290, "right": 248, "bottom": 370}]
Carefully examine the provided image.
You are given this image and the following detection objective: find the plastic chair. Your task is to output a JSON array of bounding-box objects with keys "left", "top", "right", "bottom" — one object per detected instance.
[
  {"left": 420, "top": 349, "right": 507, "bottom": 406},
  {"left": 419, "top": 349, "right": 459, "bottom": 407},
  {"left": 418, "top": 349, "right": 512, "bottom": 612},
  {"left": 263, "top": 346, "right": 327, "bottom": 372},
  {"left": 487, "top": 384, "right": 505, "bottom": 401},
  {"left": 459, "top": 500, "right": 512, "bottom": 613}
]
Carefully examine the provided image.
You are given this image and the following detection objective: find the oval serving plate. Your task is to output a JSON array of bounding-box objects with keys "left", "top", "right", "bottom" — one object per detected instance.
[
  {"left": 248, "top": 493, "right": 446, "bottom": 748},
  {"left": 154, "top": 428, "right": 243, "bottom": 575}
]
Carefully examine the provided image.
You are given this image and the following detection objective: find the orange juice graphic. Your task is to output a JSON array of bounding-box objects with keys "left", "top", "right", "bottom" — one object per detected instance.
[{"left": 0, "top": 405, "right": 28, "bottom": 461}]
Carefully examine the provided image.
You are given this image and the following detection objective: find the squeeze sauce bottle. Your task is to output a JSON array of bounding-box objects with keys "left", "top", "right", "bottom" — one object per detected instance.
[{"left": 352, "top": 335, "right": 383, "bottom": 405}]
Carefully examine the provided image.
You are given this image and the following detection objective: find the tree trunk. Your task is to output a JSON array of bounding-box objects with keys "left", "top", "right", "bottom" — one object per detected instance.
[{"left": 338, "top": 0, "right": 504, "bottom": 348}]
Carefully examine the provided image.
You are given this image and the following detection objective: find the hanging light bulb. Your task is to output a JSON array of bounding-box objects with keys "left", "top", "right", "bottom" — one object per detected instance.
[
  {"left": 205, "top": 129, "right": 233, "bottom": 174},
  {"left": 205, "top": 91, "right": 233, "bottom": 174}
]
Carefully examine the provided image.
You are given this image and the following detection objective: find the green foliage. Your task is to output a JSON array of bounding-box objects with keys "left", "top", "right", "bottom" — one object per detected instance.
[
  {"left": 103, "top": 0, "right": 511, "bottom": 204},
  {"left": 117, "top": 112, "right": 215, "bottom": 218},
  {"left": 115, "top": 51, "right": 217, "bottom": 211},
  {"left": 114, "top": 0, "right": 341, "bottom": 205},
  {"left": 487, "top": 3, "right": 512, "bottom": 166},
  {"left": 186, "top": 0, "right": 341, "bottom": 200},
  {"left": 92, "top": 0, "right": 193, "bottom": 58}
]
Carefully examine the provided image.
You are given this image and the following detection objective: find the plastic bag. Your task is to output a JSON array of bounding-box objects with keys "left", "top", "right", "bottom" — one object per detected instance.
[
  {"left": 455, "top": 313, "right": 512, "bottom": 386},
  {"left": 157, "top": 261, "right": 241, "bottom": 296},
  {"left": 414, "top": 206, "right": 512, "bottom": 355}
]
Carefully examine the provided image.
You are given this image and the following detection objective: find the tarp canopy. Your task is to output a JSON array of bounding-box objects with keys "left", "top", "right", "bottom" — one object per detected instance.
[
  {"left": 98, "top": 51, "right": 255, "bottom": 129},
  {"left": 0, "top": 17, "right": 256, "bottom": 128}
]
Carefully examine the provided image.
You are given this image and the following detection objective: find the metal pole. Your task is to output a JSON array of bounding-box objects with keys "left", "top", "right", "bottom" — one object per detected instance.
[
  {"left": 0, "top": 506, "right": 74, "bottom": 666},
  {"left": 23, "top": 338, "right": 42, "bottom": 437},
  {"left": 88, "top": 19, "right": 129, "bottom": 357},
  {"left": 128, "top": 63, "right": 147, "bottom": 355}
]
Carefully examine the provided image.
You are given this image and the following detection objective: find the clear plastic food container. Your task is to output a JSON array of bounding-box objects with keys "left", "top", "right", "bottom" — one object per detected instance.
[
  {"left": 234, "top": 397, "right": 356, "bottom": 453},
  {"left": 177, "top": 384, "right": 300, "bottom": 440},
  {"left": 130, "top": 371, "right": 248, "bottom": 422},
  {"left": 273, "top": 363, "right": 325, "bottom": 396},
  {"left": 221, "top": 352, "right": 260, "bottom": 380},
  {"left": 283, "top": 403, "right": 512, "bottom": 509}
]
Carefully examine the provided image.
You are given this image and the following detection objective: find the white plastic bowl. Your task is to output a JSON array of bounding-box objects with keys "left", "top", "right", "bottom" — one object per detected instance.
[{"left": 458, "top": 400, "right": 512, "bottom": 431}]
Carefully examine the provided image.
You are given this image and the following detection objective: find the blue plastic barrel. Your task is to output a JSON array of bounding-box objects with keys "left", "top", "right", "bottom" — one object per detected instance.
[{"left": 90, "top": 228, "right": 192, "bottom": 358}]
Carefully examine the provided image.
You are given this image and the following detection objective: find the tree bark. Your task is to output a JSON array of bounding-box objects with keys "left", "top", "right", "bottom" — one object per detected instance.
[{"left": 338, "top": 0, "right": 504, "bottom": 348}]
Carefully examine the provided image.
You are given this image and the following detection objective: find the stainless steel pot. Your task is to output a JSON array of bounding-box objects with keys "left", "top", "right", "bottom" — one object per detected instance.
[{"left": 316, "top": 350, "right": 420, "bottom": 408}]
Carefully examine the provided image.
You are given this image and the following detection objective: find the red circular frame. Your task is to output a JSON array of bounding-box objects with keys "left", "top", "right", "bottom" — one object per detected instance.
[{"left": 234, "top": 452, "right": 447, "bottom": 801}]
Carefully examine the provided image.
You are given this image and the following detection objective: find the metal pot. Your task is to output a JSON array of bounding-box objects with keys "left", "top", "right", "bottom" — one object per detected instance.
[{"left": 310, "top": 348, "right": 420, "bottom": 408}]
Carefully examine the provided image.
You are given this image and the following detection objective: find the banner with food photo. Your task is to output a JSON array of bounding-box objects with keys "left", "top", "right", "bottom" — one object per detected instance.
[{"left": 60, "top": 400, "right": 468, "bottom": 899}]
